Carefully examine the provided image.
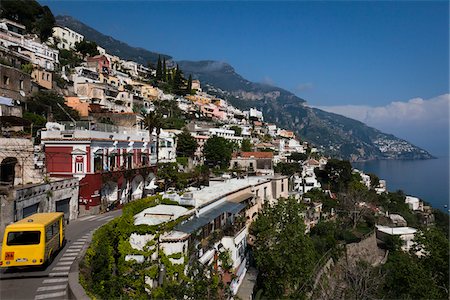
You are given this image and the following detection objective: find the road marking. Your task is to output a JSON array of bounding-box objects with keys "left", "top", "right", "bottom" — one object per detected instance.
[
  {"left": 68, "top": 246, "right": 83, "bottom": 249},
  {"left": 43, "top": 278, "right": 68, "bottom": 284},
  {"left": 62, "top": 253, "right": 78, "bottom": 258},
  {"left": 97, "top": 215, "right": 114, "bottom": 221},
  {"left": 34, "top": 291, "right": 66, "bottom": 299},
  {"left": 72, "top": 241, "right": 85, "bottom": 245},
  {"left": 49, "top": 272, "right": 69, "bottom": 277},
  {"left": 79, "top": 215, "right": 96, "bottom": 221},
  {"left": 37, "top": 285, "right": 67, "bottom": 292},
  {"left": 60, "top": 256, "right": 76, "bottom": 261},
  {"left": 56, "top": 261, "right": 73, "bottom": 266},
  {"left": 52, "top": 266, "right": 71, "bottom": 271},
  {"left": 65, "top": 249, "right": 80, "bottom": 252}
]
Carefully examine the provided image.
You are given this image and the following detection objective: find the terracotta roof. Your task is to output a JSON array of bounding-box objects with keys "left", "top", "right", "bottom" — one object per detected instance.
[{"left": 233, "top": 152, "right": 274, "bottom": 159}]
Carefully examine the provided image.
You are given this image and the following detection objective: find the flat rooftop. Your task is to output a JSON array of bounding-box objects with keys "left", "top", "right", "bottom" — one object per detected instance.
[{"left": 192, "top": 176, "right": 272, "bottom": 208}]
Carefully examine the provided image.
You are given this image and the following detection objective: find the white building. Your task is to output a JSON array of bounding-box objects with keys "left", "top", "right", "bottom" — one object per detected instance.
[
  {"left": 51, "top": 25, "right": 84, "bottom": 50},
  {"left": 405, "top": 196, "right": 423, "bottom": 211},
  {"left": 376, "top": 225, "right": 418, "bottom": 252}
]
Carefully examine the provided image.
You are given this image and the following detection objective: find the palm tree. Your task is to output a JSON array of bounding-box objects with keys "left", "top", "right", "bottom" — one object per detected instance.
[{"left": 141, "top": 110, "right": 163, "bottom": 165}]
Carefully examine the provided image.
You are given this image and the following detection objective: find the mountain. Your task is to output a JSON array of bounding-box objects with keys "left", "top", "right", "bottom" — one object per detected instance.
[
  {"left": 58, "top": 16, "right": 433, "bottom": 161},
  {"left": 178, "top": 61, "right": 434, "bottom": 161},
  {"left": 55, "top": 15, "right": 171, "bottom": 65}
]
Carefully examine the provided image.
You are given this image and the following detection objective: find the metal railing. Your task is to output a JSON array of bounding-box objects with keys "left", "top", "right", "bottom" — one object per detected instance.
[{"left": 59, "top": 121, "right": 119, "bottom": 133}]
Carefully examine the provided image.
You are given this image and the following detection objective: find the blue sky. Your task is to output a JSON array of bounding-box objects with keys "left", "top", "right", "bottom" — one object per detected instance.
[{"left": 42, "top": 1, "right": 449, "bottom": 155}]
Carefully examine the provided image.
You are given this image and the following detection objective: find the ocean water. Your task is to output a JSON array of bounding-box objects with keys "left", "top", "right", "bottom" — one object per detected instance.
[{"left": 352, "top": 157, "right": 449, "bottom": 212}]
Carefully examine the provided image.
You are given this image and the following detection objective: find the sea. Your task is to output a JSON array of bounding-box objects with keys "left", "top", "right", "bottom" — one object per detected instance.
[{"left": 352, "top": 157, "right": 449, "bottom": 213}]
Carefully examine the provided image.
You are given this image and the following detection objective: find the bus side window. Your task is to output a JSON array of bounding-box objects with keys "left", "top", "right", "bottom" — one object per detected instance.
[
  {"left": 46, "top": 225, "right": 53, "bottom": 242},
  {"left": 53, "top": 222, "right": 59, "bottom": 237}
]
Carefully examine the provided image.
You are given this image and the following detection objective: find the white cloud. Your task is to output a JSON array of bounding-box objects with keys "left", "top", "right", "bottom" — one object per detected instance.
[
  {"left": 315, "top": 94, "right": 450, "bottom": 155},
  {"left": 261, "top": 76, "right": 275, "bottom": 86},
  {"left": 295, "top": 82, "right": 314, "bottom": 92}
]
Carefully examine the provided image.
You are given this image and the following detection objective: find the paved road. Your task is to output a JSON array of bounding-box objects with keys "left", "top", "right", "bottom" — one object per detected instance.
[{"left": 0, "top": 209, "right": 122, "bottom": 300}]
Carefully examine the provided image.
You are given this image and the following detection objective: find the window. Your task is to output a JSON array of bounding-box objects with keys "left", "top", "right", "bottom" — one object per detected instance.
[
  {"left": 3, "top": 76, "right": 9, "bottom": 85},
  {"left": 109, "top": 155, "right": 116, "bottom": 170},
  {"left": 42, "top": 73, "right": 45, "bottom": 80},
  {"left": 7, "top": 231, "right": 41, "bottom": 245},
  {"left": 75, "top": 162, "right": 83, "bottom": 173},
  {"left": 281, "top": 183, "right": 284, "bottom": 192},
  {"left": 19, "top": 80, "right": 23, "bottom": 90},
  {"left": 46, "top": 74, "right": 49, "bottom": 81}
]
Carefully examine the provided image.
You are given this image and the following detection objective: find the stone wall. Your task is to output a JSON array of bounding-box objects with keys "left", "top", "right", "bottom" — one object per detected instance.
[
  {"left": 345, "top": 232, "right": 386, "bottom": 266},
  {"left": 0, "top": 177, "right": 79, "bottom": 238}
]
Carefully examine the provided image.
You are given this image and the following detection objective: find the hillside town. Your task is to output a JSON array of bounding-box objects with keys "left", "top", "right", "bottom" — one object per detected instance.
[{"left": 0, "top": 10, "right": 448, "bottom": 300}]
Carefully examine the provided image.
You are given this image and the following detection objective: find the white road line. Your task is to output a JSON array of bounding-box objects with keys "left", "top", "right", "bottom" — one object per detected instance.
[
  {"left": 49, "top": 272, "right": 69, "bottom": 277},
  {"left": 79, "top": 215, "right": 96, "bottom": 221},
  {"left": 68, "top": 246, "right": 83, "bottom": 249},
  {"left": 34, "top": 291, "right": 66, "bottom": 300},
  {"left": 37, "top": 285, "right": 67, "bottom": 292},
  {"left": 62, "top": 253, "right": 78, "bottom": 258},
  {"left": 56, "top": 261, "right": 73, "bottom": 266},
  {"left": 43, "top": 278, "right": 68, "bottom": 284},
  {"left": 52, "top": 266, "right": 71, "bottom": 271},
  {"left": 72, "top": 241, "right": 85, "bottom": 245},
  {"left": 65, "top": 249, "right": 80, "bottom": 252},
  {"left": 59, "top": 256, "right": 76, "bottom": 261},
  {"left": 77, "top": 239, "right": 87, "bottom": 242}
]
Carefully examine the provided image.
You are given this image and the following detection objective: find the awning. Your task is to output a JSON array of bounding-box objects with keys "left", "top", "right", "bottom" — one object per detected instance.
[
  {"left": 228, "top": 192, "right": 254, "bottom": 203},
  {"left": 175, "top": 201, "right": 246, "bottom": 234}
]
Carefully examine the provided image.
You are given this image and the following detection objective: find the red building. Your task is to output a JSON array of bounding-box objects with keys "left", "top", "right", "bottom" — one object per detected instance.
[
  {"left": 86, "top": 54, "right": 110, "bottom": 75},
  {"left": 41, "top": 121, "right": 156, "bottom": 215}
]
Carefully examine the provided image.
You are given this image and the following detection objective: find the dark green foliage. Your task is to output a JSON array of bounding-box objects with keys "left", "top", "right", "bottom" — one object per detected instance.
[
  {"left": 323, "top": 159, "right": 353, "bottom": 192},
  {"left": 368, "top": 173, "right": 379, "bottom": 189},
  {"left": 229, "top": 125, "right": 242, "bottom": 136},
  {"left": 241, "top": 138, "right": 252, "bottom": 152},
  {"left": 56, "top": 15, "right": 171, "bottom": 65},
  {"left": 273, "top": 162, "right": 301, "bottom": 176},
  {"left": 433, "top": 208, "right": 450, "bottom": 238},
  {"left": 251, "top": 197, "right": 317, "bottom": 298},
  {"left": 1, "top": 0, "right": 55, "bottom": 41},
  {"left": 289, "top": 152, "right": 308, "bottom": 162},
  {"left": 176, "top": 128, "right": 198, "bottom": 158},
  {"left": 203, "top": 136, "right": 233, "bottom": 169},
  {"left": 59, "top": 49, "right": 82, "bottom": 68},
  {"left": 27, "top": 91, "right": 80, "bottom": 122},
  {"left": 75, "top": 40, "right": 100, "bottom": 57},
  {"left": 162, "top": 58, "right": 167, "bottom": 82},
  {"left": 22, "top": 112, "right": 46, "bottom": 136},
  {"left": 382, "top": 251, "right": 443, "bottom": 299},
  {"left": 378, "top": 191, "right": 419, "bottom": 228},
  {"left": 156, "top": 55, "right": 163, "bottom": 80},
  {"left": 187, "top": 74, "right": 192, "bottom": 94},
  {"left": 310, "top": 221, "right": 339, "bottom": 257}
]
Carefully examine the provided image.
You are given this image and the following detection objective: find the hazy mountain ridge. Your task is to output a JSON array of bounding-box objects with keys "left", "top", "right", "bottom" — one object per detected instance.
[
  {"left": 178, "top": 61, "right": 433, "bottom": 161},
  {"left": 58, "top": 17, "right": 433, "bottom": 161},
  {"left": 55, "top": 15, "right": 171, "bottom": 64}
]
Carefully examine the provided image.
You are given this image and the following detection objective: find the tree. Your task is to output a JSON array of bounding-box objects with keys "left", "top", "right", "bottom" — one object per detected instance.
[
  {"left": 229, "top": 125, "right": 242, "bottom": 136},
  {"left": 251, "top": 197, "right": 317, "bottom": 298},
  {"left": 176, "top": 128, "right": 198, "bottom": 158},
  {"left": 341, "top": 260, "right": 385, "bottom": 300},
  {"left": 172, "top": 64, "right": 185, "bottom": 95},
  {"left": 289, "top": 152, "right": 308, "bottom": 162},
  {"left": 324, "top": 159, "right": 353, "bottom": 191},
  {"left": 162, "top": 57, "right": 167, "bottom": 82},
  {"left": 203, "top": 136, "right": 232, "bottom": 169},
  {"left": 0, "top": 0, "right": 55, "bottom": 41},
  {"left": 382, "top": 251, "right": 442, "bottom": 299},
  {"left": 27, "top": 91, "right": 80, "bottom": 122},
  {"left": 140, "top": 110, "right": 164, "bottom": 164},
  {"left": 155, "top": 55, "right": 162, "bottom": 80},
  {"left": 273, "top": 162, "right": 301, "bottom": 176},
  {"left": 337, "top": 188, "right": 371, "bottom": 229},
  {"left": 75, "top": 40, "right": 100, "bottom": 57},
  {"left": 59, "top": 49, "right": 82, "bottom": 68},
  {"left": 241, "top": 138, "right": 252, "bottom": 152},
  {"left": 187, "top": 74, "right": 193, "bottom": 94}
]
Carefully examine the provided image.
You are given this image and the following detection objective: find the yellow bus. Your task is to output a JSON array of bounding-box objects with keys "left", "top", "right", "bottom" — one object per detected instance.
[{"left": 0, "top": 212, "right": 65, "bottom": 268}]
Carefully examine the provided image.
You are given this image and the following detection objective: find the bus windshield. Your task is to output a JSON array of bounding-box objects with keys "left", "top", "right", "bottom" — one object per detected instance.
[{"left": 7, "top": 231, "right": 41, "bottom": 245}]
